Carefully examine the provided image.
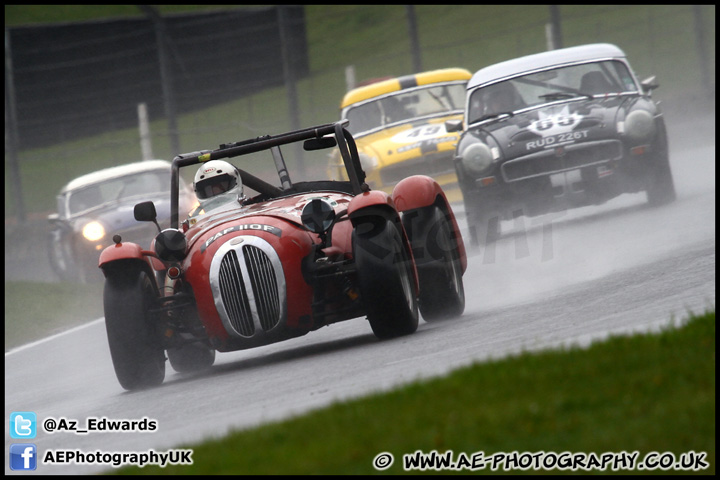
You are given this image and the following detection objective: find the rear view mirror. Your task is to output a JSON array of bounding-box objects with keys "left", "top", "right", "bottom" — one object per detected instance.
[{"left": 304, "top": 137, "right": 337, "bottom": 151}]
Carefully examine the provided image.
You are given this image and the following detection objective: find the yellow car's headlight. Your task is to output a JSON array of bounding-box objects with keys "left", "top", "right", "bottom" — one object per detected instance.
[
  {"left": 82, "top": 221, "right": 105, "bottom": 242},
  {"left": 358, "top": 152, "right": 379, "bottom": 172}
]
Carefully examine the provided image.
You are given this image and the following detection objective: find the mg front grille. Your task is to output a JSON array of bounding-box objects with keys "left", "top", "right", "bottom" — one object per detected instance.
[
  {"left": 502, "top": 139, "right": 623, "bottom": 183},
  {"left": 210, "top": 236, "right": 286, "bottom": 338}
]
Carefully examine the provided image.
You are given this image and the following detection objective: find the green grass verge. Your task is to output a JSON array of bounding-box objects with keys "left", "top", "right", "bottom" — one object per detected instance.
[
  {"left": 112, "top": 311, "right": 714, "bottom": 475},
  {"left": 4, "top": 281, "right": 104, "bottom": 351}
]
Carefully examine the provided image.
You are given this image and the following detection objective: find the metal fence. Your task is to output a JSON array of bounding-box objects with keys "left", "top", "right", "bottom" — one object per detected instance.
[{"left": 5, "top": 6, "right": 308, "bottom": 150}]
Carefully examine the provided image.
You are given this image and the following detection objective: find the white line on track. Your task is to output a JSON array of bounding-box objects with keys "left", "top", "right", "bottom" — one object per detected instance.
[{"left": 4, "top": 317, "right": 104, "bottom": 356}]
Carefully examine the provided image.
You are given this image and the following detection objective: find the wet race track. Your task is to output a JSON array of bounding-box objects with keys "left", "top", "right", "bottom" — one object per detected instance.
[{"left": 5, "top": 107, "right": 715, "bottom": 475}]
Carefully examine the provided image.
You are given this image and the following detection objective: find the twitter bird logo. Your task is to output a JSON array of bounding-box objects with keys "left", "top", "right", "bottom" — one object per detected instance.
[{"left": 10, "top": 412, "right": 36, "bottom": 439}]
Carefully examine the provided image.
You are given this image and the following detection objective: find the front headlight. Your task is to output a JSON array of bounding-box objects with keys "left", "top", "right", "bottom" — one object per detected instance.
[
  {"left": 154, "top": 228, "right": 188, "bottom": 262},
  {"left": 623, "top": 110, "right": 656, "bottom": 141},
  {"left": 460, "top": 142, "right": 495, "bottom": 175},
  {"left": 82, "top": 221, "right": 105, "bottom": 242}
]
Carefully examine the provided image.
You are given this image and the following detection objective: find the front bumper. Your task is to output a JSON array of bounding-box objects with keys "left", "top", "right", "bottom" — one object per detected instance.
[{"left": 463, "top": 140, "right": 654, "bottom": 218}]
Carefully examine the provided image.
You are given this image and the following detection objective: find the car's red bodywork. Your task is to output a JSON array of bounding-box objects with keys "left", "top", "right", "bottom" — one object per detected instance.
[
  {"left": 99, "top": 122, "right": 466, "bottom": 390},
  {"left": 182, "top": 191, "right": 357, "bottom": 351}
]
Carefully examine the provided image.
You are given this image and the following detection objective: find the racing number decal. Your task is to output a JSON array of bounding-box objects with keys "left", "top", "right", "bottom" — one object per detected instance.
[
  {"left": 534, "top": 114, "right": 576, "bottom": 132},
  {"left": 406, "top": 125, "right": 442, "bottom": 137},
  {"left": 201, "top": 224, "right": 282, "bottom": 252},
  {"left": 391, "top": 124, "right": 447, "bottom": 144},
  {"left": 526, "top": 106, "right": 586, "bottom": 150}
]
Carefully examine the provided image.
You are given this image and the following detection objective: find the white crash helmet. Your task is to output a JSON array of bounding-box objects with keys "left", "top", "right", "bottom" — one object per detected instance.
[{"left": 193, "top": 160, "right": 243, "bottom": 207}]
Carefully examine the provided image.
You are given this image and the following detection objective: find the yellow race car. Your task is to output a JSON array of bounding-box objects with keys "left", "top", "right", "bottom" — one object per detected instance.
[{"left": 329, "top": 68, "right": 471, "bottom": 203}]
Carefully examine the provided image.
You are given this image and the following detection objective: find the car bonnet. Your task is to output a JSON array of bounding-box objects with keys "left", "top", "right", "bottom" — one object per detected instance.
[
  {"left": 470, "top": 96, "right": 634, "bottom": 159},
  {"left": 354, "top": 114, "right": 463, "bottom": 166},
  {"left": 184, "top": 192, "right": 353, "bottom": 249}
]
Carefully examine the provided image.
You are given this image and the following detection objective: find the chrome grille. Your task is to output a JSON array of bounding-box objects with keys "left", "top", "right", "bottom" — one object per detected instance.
[
  {"left": 502, "top": 140, "right": 623, "bottom": 183},
  {"left": 218, "top": 250, "right": 254, "bottom": 336},
  {"left": 243, "top": 245, "right": 281, "bottom": 332},
  {"left": 210, "top": 236, "right": 286, "bottom": 338}
]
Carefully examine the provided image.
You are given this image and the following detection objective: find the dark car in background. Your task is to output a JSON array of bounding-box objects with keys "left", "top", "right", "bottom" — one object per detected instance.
[
  {"left": 47, "top": 160, "right": 197, "bottom": 282},
  {"left": 449, "top": 43, "right": 676, "bottom": 245}
]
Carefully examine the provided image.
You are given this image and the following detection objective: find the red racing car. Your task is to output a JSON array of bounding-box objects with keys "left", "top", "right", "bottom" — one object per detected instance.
[{"left": 99, "top": 122, "right": 467, "bottom": 390}]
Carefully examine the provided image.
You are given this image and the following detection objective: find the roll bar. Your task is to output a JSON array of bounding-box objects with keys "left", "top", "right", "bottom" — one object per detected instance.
[{"left": 169, "top": 121, "right": 365, "bottom": 229}]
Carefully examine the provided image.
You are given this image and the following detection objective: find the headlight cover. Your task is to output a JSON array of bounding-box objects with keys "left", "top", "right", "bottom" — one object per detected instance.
[
  {"left": 301, "top": 198, "right": 336, "bottom": 234},
  {"left": 459, "top": 141, "right": 495, "bottom": 176},
  {"left": 155, "top": 228, "right": 188, "bottom": 262},
  {"left": 622, "top": 109, "right": 656, "bottom": 141},
  {"left": 82, "top": 221, "right": 105, "bottom": 242}
]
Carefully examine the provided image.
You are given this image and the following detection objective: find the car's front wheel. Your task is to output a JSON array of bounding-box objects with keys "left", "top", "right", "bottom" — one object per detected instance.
[
  {"left": 465, "top": 194, "right": 501, "bottom": 247},
  {"left": 47, "top": 232, "right": 79, "bottom": 282},
  {"left": 353, "top": 218, "right": 419, "bottom": 339},
  {"left": 103, "top": 267, "right": 165, "bottom": 390},
  {"left": 645, "top": 149, "right": 676, "bottom": 206},
  {"left": 644, "top": 121, "right": 676, "bottom": 206}
]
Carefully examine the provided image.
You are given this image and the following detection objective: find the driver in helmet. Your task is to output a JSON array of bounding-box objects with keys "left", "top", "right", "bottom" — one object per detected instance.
[{"left": 189, "top": 160, "right": 244, "bottom": 218}]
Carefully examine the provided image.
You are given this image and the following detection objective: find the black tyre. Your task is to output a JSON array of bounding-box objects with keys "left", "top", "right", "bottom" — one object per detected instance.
[
  {"left": 645, "top": 120, "right": 676, "bottom": 206},
  {"left": 403, "top": 206, "right": 465, "bottom": 321},
  {"left": 466, "top": 203, "right": 501, "bottom": 247},
  {"left": 353, "top": 218, "right": 419, "bottom": 339},
  {"left": 47, "top": 233, "right": 79, "bottom": 282},
  {"left": 168, "top": 342, "right": 216, "bottom": 373},
  {"left": 645, "top": 150, "right": 676, "bottom": 206},
  {"left": 104, "top": 268, "right": 165, "bottom": 390}
]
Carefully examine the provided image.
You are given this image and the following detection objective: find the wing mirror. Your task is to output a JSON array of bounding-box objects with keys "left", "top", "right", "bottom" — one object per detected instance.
[
  {"left": 445, "top": 119, "right": 463, "bottom": 133},
  {"left": 134, "top": 201, "right": 161, "bottom": 232},
  {"left": 640, "top": 76, "right": 659, "bottom": 95},
  {"left": 47, "top": 213, "right": 62, "bottom": 225}
]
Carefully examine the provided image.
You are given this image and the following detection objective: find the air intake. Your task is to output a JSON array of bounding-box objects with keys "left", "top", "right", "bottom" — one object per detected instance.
[{"left": 210, "top": 236, "right": 286, "bottom": 338}]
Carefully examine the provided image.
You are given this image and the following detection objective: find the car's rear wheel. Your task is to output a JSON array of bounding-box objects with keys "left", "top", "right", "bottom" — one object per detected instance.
[
  {"left": 167, "top": 342, "right": 215, "bottom": 373},
  {"left": 403, "top": 206, "right": 465, "bottom": 321},
  {"left": 104, "top": 268, "right": 165, "bottom": 390},
  {"left": 353, "top": 218, "right": 419, "bottom": 339}
]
